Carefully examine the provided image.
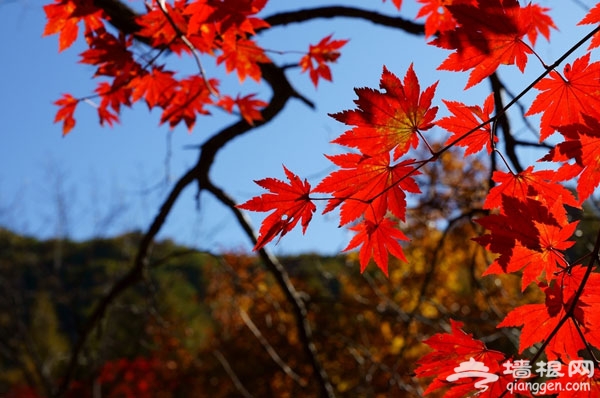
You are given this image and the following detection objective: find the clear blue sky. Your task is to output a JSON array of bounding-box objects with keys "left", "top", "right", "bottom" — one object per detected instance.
[{"left": 0, "top": 0, "right": 594, "bottom": 255}]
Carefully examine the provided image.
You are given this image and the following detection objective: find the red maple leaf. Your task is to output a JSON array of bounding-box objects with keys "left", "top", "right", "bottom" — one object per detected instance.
[
  {"left": 439, "top": 93, "right": 496, "bottom": 155},
  {"left": 95, "top": 82, "right": 130, "bottom": 127},
  {"left": 498, "top": 281, "right": 585, "bottom": 361},
  {"left": 330, "top": 65, "right": 438, "bottom": 160},
  {"left": 483, "top": 166, "right": 579, "bottom": 211},
  {"left": 475, "top": 195, "right": 578, "bottom": 289},
  {"left": 54, "top": 93, "right": 79, "bottom": 135},
  {"left": 218, "top": 93, "right": 267, "bottom": 125},
  {"left": 299, "top": 35, "right": 349, "bottom": 87},
  {"left": 314, "top": 153, "right": 420, "bottom": 226},
  {"left": 416, "top": 0, "right": 476, "bottom": 38},
  {"left": 432, "top": 0, "right": 555, "bottom": 88},
  {"left": 526, "top": 54, "right": 600, "bottom": 141},
  {"left": 415, "top": 319, "right": 507, "bottom": 396},
  {"left": 135, "top": 0, "right": 190, "bottom": 54},
  {"left": 237, "top": 166, "right": 316, "bottom": 250},
  {"left": 79, "top": 30, "right": 137, "bottom": 78},
  {"left": 343, "top": 215, "right": 408, "bottom": 276},
  {"left": 559, "top": 266, "right": 600, "bottom": 352},
  {"left": 186, "top": 0, "right": 269, "bottom": 37},
  {"left": 217, "top": 33, "right": 271, "bottom": 82},
  {"left": 43, "top": 0, "right": 104, "bottom": 51},
  {"left": 159, "top": 76, "right": 217, "bottom": 131},
  {"left": 578, "top": 2, "right": 600, "bottom": 50},
  {"left": 542, "top": 114, "right": 600, "bottom": 203},
  {"left": 483, "top": 217, "right": 578, "bottom": 290},
  {"left": 131, "top": 67, "right": 177, "bottom": 110}
]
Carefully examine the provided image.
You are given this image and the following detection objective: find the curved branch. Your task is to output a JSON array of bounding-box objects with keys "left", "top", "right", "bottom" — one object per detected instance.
[
  {"left": 203, "top": 177, "right": 336, "bottom": 398},
  {"left": 489, "top": 72, "right": 523, "bottom": 173},
  {"left": 264, "top": 6, "right": 424, "bottom": 35}
]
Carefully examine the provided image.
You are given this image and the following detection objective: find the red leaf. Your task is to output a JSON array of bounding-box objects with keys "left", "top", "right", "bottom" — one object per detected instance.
[
  {"left": 330, "top": 65, "right": 438, "bottom": 160},
  {"left": 382, "top": 0, "right": 402, "bottom": 10},
  {"left": 415, "top": 320, "right": 506, "bottom": 396},
  {"left": 299, "top": 35, "right": 349, "bottom": 87},
  {"left": 343, "top": 216, "right": 408, "bottom": 276},
  {"left": 484, "top": 166, "right": 579, "bottom": 211},
  {"left": 132, "top": 67, "right": 177, "bottom": 109},
  {"left": 53, "top": 93, "right": 79, "bottom": 135},
  {"left": 186, "top": 0, "right": 269, "bottom": 37},
  {"left": 439, "top": 93, "right": 496, "bottom": 155},
  {"left": 160, "top": 76, "right": 217, "bottom": 131},
  {"left": 79, "top": 30, "right": 137, "bottom": 78},
  {"left": 218, "top": 93, "right": 267, "bottom": 125},
  {"left": 543, "top": 114, "right": 600, "bottom": 203},
  {"left": 314, "top": 153, "right": 420, "bottom": 226},
  {"left": 217, "top": 33, "right": 270, "bottom": 82},
  {"left": 238, "top": 166, "right": 316, "bottom": 250},
  {"left": 135, "top": 0, "right": 190, "bottom": 54},
  {"left": 475, "top": 194, "right": 577, "bottom": 289},
  {"left": 526, "top": 54, "right": 600, "bottom": 141},
  {"left": 43, "top": 0, "right": 104, "bottom": 51},
  {"left": 432, "top": 1, "right": 555, "bottom": 88},
  {"left": 498, "top": 282, "right": 585, "bottom": 361},
  {"left": 578, "top": 2, "right": 600, "bottom": 49},
  {"left": 416, "top": 0, "right": 475, "bottom": 38}
]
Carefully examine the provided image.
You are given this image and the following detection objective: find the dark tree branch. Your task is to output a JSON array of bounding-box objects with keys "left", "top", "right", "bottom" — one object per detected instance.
[
  {"left": 264, "top": 6, "right": 424, "bottom": 35},
  {"left": 489, "top": 72, "right": 524, "bottom": 173},
  {"left": 203, "top": 177, "right": 336, "bottom": 398}
]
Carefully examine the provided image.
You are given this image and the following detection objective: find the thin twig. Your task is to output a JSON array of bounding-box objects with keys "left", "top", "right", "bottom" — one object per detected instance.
[
  {"left": 239, "top": 309, "right": 307, "bottom": 387},
  {"left": 213, "top": 350, "right": 254, "bottom": 398}
]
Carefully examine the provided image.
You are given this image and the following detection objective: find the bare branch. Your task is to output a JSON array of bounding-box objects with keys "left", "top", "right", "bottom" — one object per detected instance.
[
  {"left": 264, "top": 6, "right": 424, "bottom": 35},
  {"left": 239, "top": 309, "right": 307, "bottom": 387},
  {"left": 213, "top": 350, "right": 254, "bottom": 398}
]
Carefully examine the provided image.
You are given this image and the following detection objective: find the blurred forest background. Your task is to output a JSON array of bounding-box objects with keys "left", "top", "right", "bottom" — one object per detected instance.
[{"left": 2, "top": 152, "right": 599, "bottom": 397}]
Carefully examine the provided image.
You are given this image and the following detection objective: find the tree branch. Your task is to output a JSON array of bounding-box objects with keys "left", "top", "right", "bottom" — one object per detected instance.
[
  {"left": 264, "top": 6, "right": 424, "bottom": 35},
  {"left": 203, "top": 177, "right": 336, "bottom": 397}
]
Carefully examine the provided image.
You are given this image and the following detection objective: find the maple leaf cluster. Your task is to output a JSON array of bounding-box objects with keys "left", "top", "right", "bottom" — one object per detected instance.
[
  {"left": 43, "top": 0, "right": 348, "bottom": 134},
  {"left": 237, "top": 1, "right": 600, "bottom": 395}
]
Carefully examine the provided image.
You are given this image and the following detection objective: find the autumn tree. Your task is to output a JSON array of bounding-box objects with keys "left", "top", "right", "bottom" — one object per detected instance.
[{"left": 32, "top": 0, "right": 600, "bottom": 396}]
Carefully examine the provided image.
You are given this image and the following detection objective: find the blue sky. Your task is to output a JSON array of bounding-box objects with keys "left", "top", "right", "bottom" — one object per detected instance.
[{"left": 0, "top": 0, "right": 595, "bottom": 255}]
